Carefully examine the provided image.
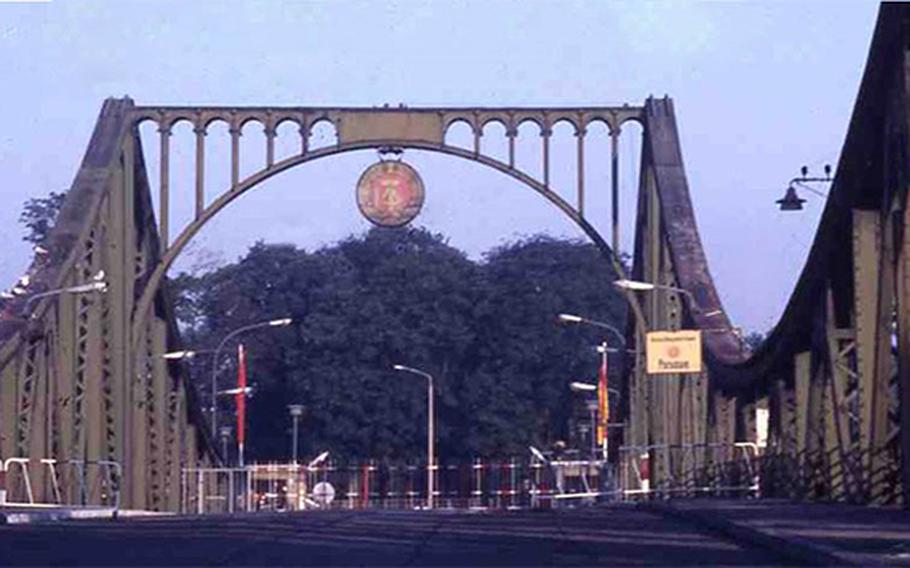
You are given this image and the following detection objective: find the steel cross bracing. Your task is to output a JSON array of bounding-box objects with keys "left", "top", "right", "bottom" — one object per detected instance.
[
  {"left": 0, "top": 101, "right": 647, "bottom": 511},
  {"left": 126, "top": 103, "right": 644, "bottom": 345},
  {"left": 0, "top": 100, "right": 210, "bottom": 511},
  {"left": 1, "top": 4, "right": 909, "bottom": 512},
  {"left": 620, "top": 5, "right": 910, "bottom": 505}
]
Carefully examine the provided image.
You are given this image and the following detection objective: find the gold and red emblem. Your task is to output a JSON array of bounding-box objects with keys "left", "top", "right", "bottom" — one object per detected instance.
[{"left": 356, "top": 161, "right": 425, "bottom": 227}]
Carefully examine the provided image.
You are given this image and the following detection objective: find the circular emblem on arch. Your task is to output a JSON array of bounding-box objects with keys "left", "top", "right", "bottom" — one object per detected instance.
[{"left": 356, "top": 161, "right": 425, "bottom": 227}]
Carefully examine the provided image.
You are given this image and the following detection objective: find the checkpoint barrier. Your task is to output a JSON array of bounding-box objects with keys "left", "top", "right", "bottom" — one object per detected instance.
[
  {"left": 182, "top": 463, "right": 341, "bottom": 514},
  {"left": 182, "top": 456, "right": 616, "bottom": 514},
  {"left": 0, "top": 457, "right": 121, "bottom": 508},
  {"left": 182, "top": 445, "right": 767, "bottom": 514},
  {"left": 619, "top": 442, "right": 761, "bottom": 499},
  {"left": 181, "top": 466, "right": 288, "bottom": 514}
]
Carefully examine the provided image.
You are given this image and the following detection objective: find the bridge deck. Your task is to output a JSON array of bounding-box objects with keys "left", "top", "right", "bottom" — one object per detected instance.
[{"left": 0, "top": 505, "right": 787, "bottom": 566}]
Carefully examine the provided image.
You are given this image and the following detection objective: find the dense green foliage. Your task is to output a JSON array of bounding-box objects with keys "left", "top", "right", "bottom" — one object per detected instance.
[{"left": 175, "top": 227, "right": 625, "bottom": 463}]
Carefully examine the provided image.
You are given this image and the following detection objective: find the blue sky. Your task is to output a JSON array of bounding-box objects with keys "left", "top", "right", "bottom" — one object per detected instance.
[{"left": 0, "top": 1, "right": 880, "bottom": 332}]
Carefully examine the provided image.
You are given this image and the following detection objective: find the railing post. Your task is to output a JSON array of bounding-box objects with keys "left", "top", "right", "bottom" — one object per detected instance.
[
  {"left": 196, "top": 470, "right": 204, "bottom": 515},
  {"left": 472, "top": 458, "right": 483, "bottom": 508}
]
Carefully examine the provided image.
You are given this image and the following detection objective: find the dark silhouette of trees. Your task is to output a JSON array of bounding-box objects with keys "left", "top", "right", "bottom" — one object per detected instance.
[
  {"left": 174, "top": 227, "right": 626, "bottom": 463},
  {"left": 19, "top": 191, "right": 67, "bottom": 244}
]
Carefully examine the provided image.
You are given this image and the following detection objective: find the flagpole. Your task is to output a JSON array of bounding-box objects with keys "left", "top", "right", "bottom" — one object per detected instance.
[
  {"left": 237, "top": 343, "right": 247, "bottom": 468},
  {"left": 599, "top": 341, "right": 609, "bottom": 462}
]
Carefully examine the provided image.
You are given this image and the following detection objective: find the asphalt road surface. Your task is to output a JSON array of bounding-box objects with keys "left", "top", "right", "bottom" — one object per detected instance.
[{"left": 0, "top": 505, "right": 794, "bottom": 566}]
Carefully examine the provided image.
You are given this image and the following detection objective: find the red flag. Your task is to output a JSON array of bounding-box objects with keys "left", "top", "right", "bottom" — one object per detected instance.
[
  {"left": 596, "top": 348, "right": 609, "bottom": 445},
  {"left": 237, "top": 343, "right": 247, "bottom": 466}
]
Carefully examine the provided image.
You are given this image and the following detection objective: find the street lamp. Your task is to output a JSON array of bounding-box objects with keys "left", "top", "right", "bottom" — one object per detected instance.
[
  {"left": 570, "top": 380, "right": 619, "bottom": 398},
  {"left": 159, "top": 349, "right": 216, "bottom": 361},
  {"left": 568, "top": 381, "right": 598, "bottom": 459},
  {"left": 613, "top": 280, "right": 735, "bottom": 323},
  {"left": 569, "top": 379, "right": 621, "bottom": 461},
  {"left": 288, "top": 404, "right": 305, "bottom": 464},
  {"left": 569, "top": 381, "right": 596, "bottom": 393},
  {"left": 776, "top": 165, "right": 833, "bottom": 212},
  {"left": 557, "top": 313, "right": 625, "bottom": 346},
  {"left": 558, "top": 314, "right": 625, "bottom": 462},
  {"left": 20, "top": 270, "right": 108, "bottom": 317},
  {"left": 216, "top": 385, "right": 255, "bottom": 396},
  {"left": 218, "top": 426, "right": 232, "bottom": 464},
  {"left": 392, "top": 364, "right": 435, "bottom": 510},
  {"left": 612, "top": 279, "right": 712, "bottom": 316},
  {"left": 210, "top": 317, "right": 293, "bottom": 434},
  {"left": 613, "top": 278, "right": 692, "bottom": 301}
]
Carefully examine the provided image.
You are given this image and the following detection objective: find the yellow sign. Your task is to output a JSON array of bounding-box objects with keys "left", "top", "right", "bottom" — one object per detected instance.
[{"left": 646, "top": 330, "right": 703, "bottom": 374}]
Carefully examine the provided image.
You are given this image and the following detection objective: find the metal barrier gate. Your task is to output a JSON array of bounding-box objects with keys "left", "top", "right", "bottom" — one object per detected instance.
[
  {"left": 0, "top": 457, "right": 122, "bottom": 508},
  {"left": 182, "top": 446, "right": 761, "bottom": 514},
  {"left": 182, "top": 457, "right": 614, "bottom": 513}
]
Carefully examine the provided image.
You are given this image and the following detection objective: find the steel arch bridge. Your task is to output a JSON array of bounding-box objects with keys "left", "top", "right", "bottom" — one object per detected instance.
[{"left": 1, "top": 4, "right": 909, "bottom": 512}]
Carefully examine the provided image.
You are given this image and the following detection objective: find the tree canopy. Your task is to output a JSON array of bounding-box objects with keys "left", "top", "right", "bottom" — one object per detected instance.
[
  {"left": 19, "top": 191, "right": 66, "bottom": 244},
  {"left": 174, "top": 227, "right": 625, "bottom": 464}
]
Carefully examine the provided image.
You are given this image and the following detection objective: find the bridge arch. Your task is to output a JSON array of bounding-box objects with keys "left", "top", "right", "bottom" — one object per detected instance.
[
  {"left": 9, "top": 7, "right": 910, "bottom": 511},
  {"left": 130, "top": 135, "right": 633, "bottom": 346}
]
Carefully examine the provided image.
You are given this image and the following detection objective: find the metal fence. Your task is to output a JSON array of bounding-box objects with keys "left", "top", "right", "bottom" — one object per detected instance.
[
  {"left": 757, "top": 444, "right": 903, "bottom": 505},
  {"left": 0, "top": 457, "right": 122, "bottom": 508},
  {"left": 618, "top": 443, "right": 761, "bottom": 499},
  {"left": 180, "top": 443, "right": 768, "bottom": 514},
  {"left": 182, "top": 458, "right": 613, "bottom": 514}
]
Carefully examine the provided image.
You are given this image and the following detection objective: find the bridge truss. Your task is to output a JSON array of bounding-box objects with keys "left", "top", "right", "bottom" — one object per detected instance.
[
  {"left": 623, "top": 6, "right": 910, "bottom": 504},
  {"left": 0, "top": 4, "right": 908, "bottom": 511}
]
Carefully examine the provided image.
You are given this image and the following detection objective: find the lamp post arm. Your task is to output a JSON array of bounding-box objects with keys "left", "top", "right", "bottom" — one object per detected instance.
[
  {"left": 209, "top": 320, "right": 275, "bottom": 435},
  {"left": 582, "top": 319, "right": 626, "bottom": 346},
  {"left": 21, "top": 289, "right": 64, "bottom": 316},
  {"left": 394, "top": 365, "right": 433, "bottom": 383},
  {"left": 648, "top": 284, "right": 701, "bottom": 314},
  {"left": 793, "top": 180, "right": 829, "bottom": 198},
  {"left": 213, "top": 321, "right": 273, "bottom": 360},
  {"left": 20, "top": 281, "right": 107, "bottom": 317},
  {"left": 789, "top": 175, "right": 832, "bottom": 185}
]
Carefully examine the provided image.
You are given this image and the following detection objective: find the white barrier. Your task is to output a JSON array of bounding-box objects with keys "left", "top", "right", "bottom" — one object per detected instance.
[{"left": 0, "top": 458, "right": 121, "bottom": 509}]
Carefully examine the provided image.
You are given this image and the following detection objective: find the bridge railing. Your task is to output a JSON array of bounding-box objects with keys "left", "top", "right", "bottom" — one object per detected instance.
[
  {"left": 757, "top": 444, "right": 902, "bottom": 505},
  {"left": 182, "top": 457, "right": 621, "bottom": 514},
  {"left": 619, "top": 443, "right": 761, "bottom": 499},
  {"left": 0, "top": 457, "right": 121, "bottom": 509},
  {"left": 180, "top": 443, "right": 903, "bottom": 514}
]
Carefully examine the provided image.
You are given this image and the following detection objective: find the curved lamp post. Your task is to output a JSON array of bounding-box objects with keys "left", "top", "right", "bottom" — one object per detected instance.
[
  {"left": 160, "top": 348, "right": 221, "bottom": 364},
  {"left": 209, "top": 317, "right": 293, "bottom": 434},
  {"left": 612, "top": 279, "right": 700, "bottom": 311},
  {"left": 557, "top": 313, "right": 625, "bottom": 346},
  {"left": 613, "top": 278, "right": 740, "bottom": 337},
  {"left": 558, "top": 313, "right": 626, "bottom": 461},
  {"left": 776, "top": 165, "right": 833, "bottom": 211},
  {"left": 569, "top": 379, "right": 622, "bottom": 461},
  {"left": 570, "top": 381, "right": 620, "bottom": 397},
  {"left": 392, "top": 364, "right": 435, "bottom": 510},
  {"left": 20, "top": 270, "right": 108, "bottom": 317},
  {"left": 614, "top": 279, "right": 735, "bottom": 322}
]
